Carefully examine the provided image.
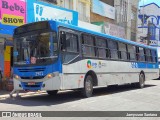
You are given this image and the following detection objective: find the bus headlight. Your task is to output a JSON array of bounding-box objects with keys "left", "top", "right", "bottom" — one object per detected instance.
[
  {"left": 14, "top": 74, "right": 20, "bottom": 80},
  {"left": 46, "top": 72, "right": 59, "bottom": 79},
  {"left": 47, "top": 73, "right": 54, "bottom": 78}
]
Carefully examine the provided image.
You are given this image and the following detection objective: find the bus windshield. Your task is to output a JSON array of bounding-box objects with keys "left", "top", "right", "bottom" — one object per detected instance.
[{"left": 13, "top": 32, "right": 58, "bottom": 66}]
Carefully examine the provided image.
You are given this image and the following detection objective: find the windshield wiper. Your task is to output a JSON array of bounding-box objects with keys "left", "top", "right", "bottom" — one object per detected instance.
[{"left": 37, "top": 56, "right": 58, "bottom": 59}]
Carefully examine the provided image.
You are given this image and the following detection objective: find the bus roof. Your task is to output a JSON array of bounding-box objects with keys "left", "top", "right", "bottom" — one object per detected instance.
[
  {"left": 15, "top": 20, "right": 157, "bottom": 50},
  {"left": 50, "top": 20, "right": 157, "bottom": 50}
]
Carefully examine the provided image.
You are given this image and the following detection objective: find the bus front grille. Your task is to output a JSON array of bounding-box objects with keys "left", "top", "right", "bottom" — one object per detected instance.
[
  {"left": 18, "top": 68, "right": 45, "bottom": 72},
  {"left": 24, "top": 85, "right": 40, "bottom": 87},
  {"left": 21, "top": 76, "right": 45, "bottom": 79}
]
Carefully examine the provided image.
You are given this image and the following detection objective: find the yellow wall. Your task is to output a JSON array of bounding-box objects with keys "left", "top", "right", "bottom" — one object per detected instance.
[
  {"left": 4, "top": 46, "right": 11, "bottom": 61},
  {"left": 4, "top": 46, "right": 11, "bottom": 77}
]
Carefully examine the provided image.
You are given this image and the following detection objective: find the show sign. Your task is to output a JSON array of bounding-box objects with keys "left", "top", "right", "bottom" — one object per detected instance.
[
  {"left": 0, "top": 0, "right": 26, "bottom": 26},
  {"left": 27, "top": 0, "right": 78, "bottom": 26}
]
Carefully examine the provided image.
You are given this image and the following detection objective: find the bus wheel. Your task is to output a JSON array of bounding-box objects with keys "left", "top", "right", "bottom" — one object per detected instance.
[
  {"left": 137, "top": 73, "right": 145, "bottom": 88},
  {"left": 47, "top": 90, "right": 58, "bottom": 96},
  {"left": 82, "top": 75, "right": 93, "bottom": 98}
]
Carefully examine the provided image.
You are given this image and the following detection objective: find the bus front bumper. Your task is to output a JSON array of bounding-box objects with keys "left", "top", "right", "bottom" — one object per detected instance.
[{"left": 13, "top": 73, "right": 61, "bottom": 91}]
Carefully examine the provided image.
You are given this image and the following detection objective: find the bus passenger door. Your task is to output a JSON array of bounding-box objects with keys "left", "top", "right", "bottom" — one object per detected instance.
[{"left": 59, "top": 30, "right": 82, "bottom": 89}]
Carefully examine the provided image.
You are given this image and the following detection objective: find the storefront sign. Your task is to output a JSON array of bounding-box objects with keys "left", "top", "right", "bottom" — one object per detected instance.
[
  {"left": 104, "top": 23, "right": 126, "bottom": 39},
  {"left": 92, "top": 0, "right": 115, "bottom": 20},
  {"left": 0, "top": 0, "right": 26, "bottom": 26},
  {"left": 2, "top": 14, "right": 24, "bottom": 26},
  {"left": 93, "top": 22, "right": 126, "bottom": 39},
  {"left": 27, "top": 0, "right": 78, "bottom": 26}
]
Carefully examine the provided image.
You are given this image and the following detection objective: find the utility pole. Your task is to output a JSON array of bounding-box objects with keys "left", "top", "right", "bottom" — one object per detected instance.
[
  {"left": 147, "top": 20, "right": 155, "bottom": 45},
  {"left": 147, "top": 20, "right": 151, "bottom": 45}
]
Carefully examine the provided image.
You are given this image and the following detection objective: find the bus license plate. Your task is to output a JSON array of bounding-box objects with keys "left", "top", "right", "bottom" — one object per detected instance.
[{"left": 28, "top": 82, "right": 35, "bottom": 85}]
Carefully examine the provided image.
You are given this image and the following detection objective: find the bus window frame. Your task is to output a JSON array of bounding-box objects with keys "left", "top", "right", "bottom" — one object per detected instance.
[
  {"left": 118, "top": 42, "right": 128, "bottom": 61},
  {"left": 108, "top": 39, "right": 119, "bottom": 60},
  {"left": 127, "top": 44, "right": 137, "bottom": 62},
  {"left": 58, "top": 26, "right": 158, "bottom": 64},
  {"left": 81, "top": 33, "right": 97, "bottom": 58},
  {"left": 59, "top": 29, "right": 80, "bottom": 64},
  {"left": 95, "top": 37, "right": 109, "bottom": 59}
]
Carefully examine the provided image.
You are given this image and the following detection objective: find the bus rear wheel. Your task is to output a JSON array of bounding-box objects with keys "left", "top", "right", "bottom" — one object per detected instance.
[
  {"left": 47, "top": 90, "right": 58, "bottom": 96},
  {"left": 82, "top": 75, "right": 93, "bottom": 98},
  {"left": 137, "top": 73, "right": 145, "bottom": 88}
]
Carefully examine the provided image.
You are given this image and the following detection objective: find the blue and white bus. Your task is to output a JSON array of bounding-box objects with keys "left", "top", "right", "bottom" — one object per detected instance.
[{"left": 11, "top": 20, "right": 159, "bottom": 97}]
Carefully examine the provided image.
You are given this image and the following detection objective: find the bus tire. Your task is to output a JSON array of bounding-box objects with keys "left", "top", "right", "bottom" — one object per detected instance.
[
  {"left": 47, "top": 90, "right": 58, "bottom": 96},
  {"left": 82, "top": 75, "right": 93, "bottom": 98},
  {"left": 137, "top": 73, "right": 145, "bottom": 88}
]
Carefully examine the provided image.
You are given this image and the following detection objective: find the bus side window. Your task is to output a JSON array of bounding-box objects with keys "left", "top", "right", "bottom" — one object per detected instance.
[
  {"left": 155, "top": 51, "right": 158, "bottom": 63},
  {"left": 62, "top": 32, "right": 79, "bottom": 64},
  {"left": 118, "top": 42, "right": 127, "bottom": 60},
  {"left": 151, "top": 50, "right": 157, "bottom": 63},
  {"left": 108, "top": 40, "right": 118, "bottom": 60},
  {"left": 139, "top": 47, "right": 145, "bottom": 62},
  {"left": 82, "top": 34, "right": 96, "bottom": 57},
  {"left": 136, "top": 47, "right": 140, "bottom": 61},
  {"left": 60, "top": 31, "right": 66, "bottom": 51},
  {"left": 144, "top": 48, "right": 147, "bottom": 62},
  {"left": 127, "top": 44, "right": 136, "bottom": 61},
  {"left": 52, "top": 32, "right": 57, "bottom": 52},
  {"left": 65, "top": 33, "right": 79, "bottom": 52},
  {"left": 96, "top": 37, "right": 107, "bottom": 58},
  {"left": 145, "top": 49, "right": 152, "bottom": 62}
]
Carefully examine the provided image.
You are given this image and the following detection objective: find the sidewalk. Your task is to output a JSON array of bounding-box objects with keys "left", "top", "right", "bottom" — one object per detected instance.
[
  {"left": 0, "top": 90, "right": 11, "bottom": 98},
  {"left": 0, "top": 90, "right": 10, "bottom": 95},
  {"left": 0, "top": 90, "right": 46, "bottom": 99}
]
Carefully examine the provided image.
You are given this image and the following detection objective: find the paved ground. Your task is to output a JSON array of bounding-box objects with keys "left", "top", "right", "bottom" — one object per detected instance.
[
  {"left": 0, "top": 79, "right": 160, "bottom": 120},
  {"left": 0, "top": 90, "right": 43, "bottom": 99}
]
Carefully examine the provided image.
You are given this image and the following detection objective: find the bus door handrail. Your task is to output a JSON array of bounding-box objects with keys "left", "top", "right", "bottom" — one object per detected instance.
[{"left": 63, "top": 55, "right": 80, "bottom": 65}]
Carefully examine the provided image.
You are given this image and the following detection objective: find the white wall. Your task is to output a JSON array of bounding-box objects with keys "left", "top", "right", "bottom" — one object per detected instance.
[{"left": 78, "top": 20, "right": 101, "bottom": 33}]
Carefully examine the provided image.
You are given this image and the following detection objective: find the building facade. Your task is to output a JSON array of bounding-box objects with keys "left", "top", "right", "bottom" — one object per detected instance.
[
  {"left": 27, "top": 0, "right": 78, "bottom": 25},
  {"left": 138, "top": 3, "right": 160, "bottom": 47},
  {"left": 0, "top": 0, "right": 26, "bottom": 80},
  {"left": 0, "top": 0, "right": 140, "bottom": 86},
  {"left": 42, "top": 0, "right": 140, "bottom": 41},
  {"left": 114, "top": 0, "right": 139, "bottom": 41},
  {"left": 42, "top": 0, "right": 91, "bottom": 22},
  {"left": 0, "top": 0, "right": 78, "bottom": 85},
  {"left": 91, "top": 0, "right": 115, "bottom": 24}
]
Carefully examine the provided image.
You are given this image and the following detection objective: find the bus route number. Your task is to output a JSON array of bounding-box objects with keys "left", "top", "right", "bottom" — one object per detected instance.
[
  {"left": 131, "top": 62, "right": 138, "bottom": 68},
  {"left": 35, "top": 72, "right": 44, "bottom": 76}
]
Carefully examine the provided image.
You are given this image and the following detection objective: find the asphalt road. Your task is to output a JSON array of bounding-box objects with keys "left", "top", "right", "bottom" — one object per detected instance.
[{"left": 1, "top": 79, "right": 160, "bottom": 120}]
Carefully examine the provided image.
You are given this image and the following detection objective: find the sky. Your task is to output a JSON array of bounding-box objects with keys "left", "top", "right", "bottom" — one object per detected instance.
[{"left": 139, "top": 0, "right": 160, "bottom": 6}]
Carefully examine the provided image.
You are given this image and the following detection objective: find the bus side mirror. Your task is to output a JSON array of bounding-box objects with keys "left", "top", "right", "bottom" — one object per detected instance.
[{"left": 60, "top": 32, "right": 66, "bottom": 51}]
